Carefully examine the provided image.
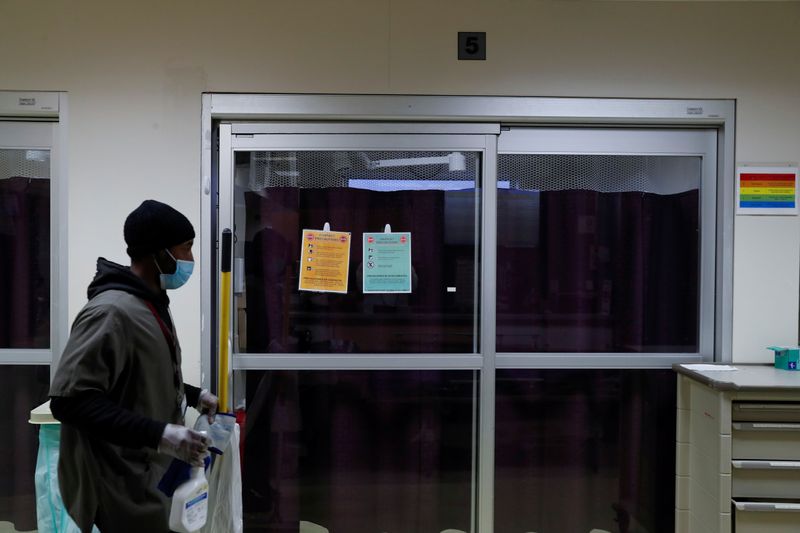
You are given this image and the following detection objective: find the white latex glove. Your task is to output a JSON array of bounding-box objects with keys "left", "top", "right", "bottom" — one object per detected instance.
[
  {"left": 198, "top": 389, "right": 218, "bottom": 423},
  {"left": 159, "top": 424, "right": 209, "bottom": 466}
]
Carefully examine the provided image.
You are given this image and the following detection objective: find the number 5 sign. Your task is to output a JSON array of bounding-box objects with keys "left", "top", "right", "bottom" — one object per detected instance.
[{"left": 458, "top": 32, "right": 486, "bottom": 60}]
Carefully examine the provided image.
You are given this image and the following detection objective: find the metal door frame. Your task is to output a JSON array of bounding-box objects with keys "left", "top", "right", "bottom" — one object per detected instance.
[
  {"left": 217, "top": 127, "right": 497, "bottom": 533},
  {"left": 202, "top": 94, "right": 736, "bottom": 533},
  {"left": 218, "top": 128, "right": 497, "bottom": 372},
  {"left": 0, "top": 92, "right": 69, "bottom": 370},
  {"left": 496, "top": 126, "right": 719, "bottom": 368}
]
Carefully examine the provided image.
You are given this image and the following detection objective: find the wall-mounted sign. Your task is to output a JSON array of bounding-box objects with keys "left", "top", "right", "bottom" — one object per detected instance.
[
  {"left": 458, "top": 32, "right": 486, "bottom": 60},
  {"left": 298, "top": 228, "right": 351, "bottom": 293},
  {"left": 736, "top": 166, "right": 799, "bottom": 215},
  {"left": 363, "top": 232, "right": 412, "bottom": 294}
]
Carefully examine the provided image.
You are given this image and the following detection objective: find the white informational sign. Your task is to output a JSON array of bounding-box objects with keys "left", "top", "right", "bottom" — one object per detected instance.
[{"left": 362, "top": 231, "right": 412, "bottom": 294}]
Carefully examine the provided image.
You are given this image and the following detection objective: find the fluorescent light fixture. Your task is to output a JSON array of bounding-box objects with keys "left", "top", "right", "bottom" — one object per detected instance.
[
  {"left": 368, "top": 152, "right": 467, "bottom": 172},
  {"left": 349, "top": 180, "right": 510, "bottom": 192}
]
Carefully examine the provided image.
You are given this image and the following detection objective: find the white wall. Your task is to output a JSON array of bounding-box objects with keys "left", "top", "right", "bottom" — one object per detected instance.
[{"left": 1, "top": 0, "right": 799, "bottom": 382}]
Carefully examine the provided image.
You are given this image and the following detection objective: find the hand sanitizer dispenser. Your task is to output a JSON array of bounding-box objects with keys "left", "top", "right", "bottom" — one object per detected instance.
[{"left": 767, "top": 346, "right": 800, "bottom": 371}]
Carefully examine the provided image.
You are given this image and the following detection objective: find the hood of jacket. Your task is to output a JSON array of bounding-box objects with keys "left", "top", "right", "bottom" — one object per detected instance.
[{"left": 87, "top": 258, "right": 171, "bottom": 320}]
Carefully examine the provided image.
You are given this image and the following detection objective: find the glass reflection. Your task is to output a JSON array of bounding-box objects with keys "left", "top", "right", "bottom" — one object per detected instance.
[
  {"left": 234, "top": 150, "right": 481, "bottom": 354},
  {"left": 0, "top": 365, "right": 51, "bottom": 530},
  {"left": 0, "top": 148, "right": 51, "bottom": 349},
  {"left": 495, "top": 369, "right": 676, "bottom": 533},
  {"left": 242, "top": 370, "right": 477, "bottom": 533},
  {"left": 497, "top": 154, "right": 701, "bottom": 353}
]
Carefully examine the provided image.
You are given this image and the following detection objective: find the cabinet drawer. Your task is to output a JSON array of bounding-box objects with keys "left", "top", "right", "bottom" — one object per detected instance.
[
  {"left": 732, "top": 461, "right": 800, "bottom": 499},
  {"left": 733, "top": 402, "right": 800, "bottom": 423},
  {"left": 733, "top": 422, "right": 800, "bottom": 461},
  {"left": 733, "top": 500, "right": 800, "bottom": 533}
]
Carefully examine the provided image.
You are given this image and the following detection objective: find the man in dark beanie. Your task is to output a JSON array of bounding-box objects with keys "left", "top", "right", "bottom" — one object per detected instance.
[{"left": 50, "top": 200, "right": 218, "bottom": 533}]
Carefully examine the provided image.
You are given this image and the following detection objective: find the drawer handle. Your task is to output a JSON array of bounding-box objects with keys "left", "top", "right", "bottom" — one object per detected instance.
[
  {"left": 734, "top": 500, "right": 800, "bottom": 512},
  {"left": 735, "top": 403, "right": 800, "bottom": 412},
  {"left": 732, "top": 460, "right": 800, "bottom": 470},
  {"left": 733, "top": 422, "right": 800, "bottom": 432}
]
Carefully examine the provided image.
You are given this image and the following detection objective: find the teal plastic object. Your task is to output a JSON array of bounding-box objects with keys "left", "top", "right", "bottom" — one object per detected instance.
[
  {"left": 767, "top": 346, "right": 800, "bottom": 371},
  {"left": 35, "top": 425, "right": 100, "bottom": 533}
]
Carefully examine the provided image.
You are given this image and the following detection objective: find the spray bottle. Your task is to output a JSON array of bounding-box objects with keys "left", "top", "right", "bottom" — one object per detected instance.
[{"left": 168, "top": 434, "right": 209, "bottom": 533}]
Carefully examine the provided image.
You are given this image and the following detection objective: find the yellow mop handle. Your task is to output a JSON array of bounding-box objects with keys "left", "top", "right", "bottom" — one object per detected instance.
[{"left": 219, "top": 229, "right": 232, "bottom": 413}]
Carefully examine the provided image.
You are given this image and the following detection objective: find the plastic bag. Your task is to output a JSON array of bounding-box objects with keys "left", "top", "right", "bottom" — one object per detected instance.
[
  {"left": 194, "top": 414, "right": 232, "bottom": 456},
  {"left": 194, "top": 414, "right": 242, "bottom": 533},
  {"left": 35, "top": 425, "right": 100, "bottom": 533}
]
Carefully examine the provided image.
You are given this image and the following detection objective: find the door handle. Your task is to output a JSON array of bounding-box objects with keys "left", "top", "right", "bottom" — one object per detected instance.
[
  {"left": 735, "top": 403, "right": 800, "bottom": 412},
  {"left": 733, "top": 422, "right": 800, "bottom": 432}
]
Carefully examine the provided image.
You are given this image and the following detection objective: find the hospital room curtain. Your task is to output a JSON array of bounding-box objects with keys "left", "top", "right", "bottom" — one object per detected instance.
[
  {"left": 0, "top": 177, "right": 51, "bottom": 530},
  {"left": 240, "top": 186, "right": 693, "bottom": 532},
  {"left": 0, "top": 176, "right": 50, "bottom": 349}
]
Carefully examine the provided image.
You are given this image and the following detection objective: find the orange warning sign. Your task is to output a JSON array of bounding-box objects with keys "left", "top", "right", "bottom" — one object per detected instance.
[{"left": 298, "top": 229, "right": 351, "bottom": 293}]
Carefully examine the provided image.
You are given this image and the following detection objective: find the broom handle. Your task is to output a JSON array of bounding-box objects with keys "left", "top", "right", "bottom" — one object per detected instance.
[{"left": 219, "top": 229, "right": 232, "bottom": 412}]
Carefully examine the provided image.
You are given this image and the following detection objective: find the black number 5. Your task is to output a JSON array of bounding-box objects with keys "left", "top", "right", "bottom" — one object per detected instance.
[{"left": 458, "top": 32, "right": 486, "bottom": 60}]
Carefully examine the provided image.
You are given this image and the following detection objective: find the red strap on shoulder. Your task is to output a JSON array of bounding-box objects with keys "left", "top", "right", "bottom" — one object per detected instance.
[
  {"left": 144, "top": 300, "right": 176, "bottom": 359},
  {"left": 143, "top": 300, "right": 183, "bottom": 400}
]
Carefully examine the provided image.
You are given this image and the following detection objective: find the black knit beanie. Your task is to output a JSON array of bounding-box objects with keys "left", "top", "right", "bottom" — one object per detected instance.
[{"left": 124, "top": 200, "right": 195, "bottom": 259}]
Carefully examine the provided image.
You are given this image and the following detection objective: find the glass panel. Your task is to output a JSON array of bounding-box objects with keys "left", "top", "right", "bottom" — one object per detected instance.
[
  {"left": 0, "top": 148, "right": 51, "bottom": 349},
  {"left": 241, "top": 370, "right": 477, "bottom": 532},
  {"left": 0, "top": 365, "right": 51, "bottom": 530},
  {"left": 497, "top": 154, "right": 700, "bottom": 353},
  {"left": 234, "top": 150, "right": 480, "bottom": 354},
  {"left": 495, "top": 369, "right": 676, "bottom": 533}
]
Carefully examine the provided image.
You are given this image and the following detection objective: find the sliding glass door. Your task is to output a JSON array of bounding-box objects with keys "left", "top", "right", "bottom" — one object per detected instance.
[
  {"left": 215, "top": 123, "right": 717, "bottom": 533},
  {"left": 218, "top": 127, "right": 497, "bottom": 533},
  {"left": 494, "top": 127, "right": 716, "bottom": 533},
  {"left": 0, "top": 121, "right": 57, "bottom": 531}
]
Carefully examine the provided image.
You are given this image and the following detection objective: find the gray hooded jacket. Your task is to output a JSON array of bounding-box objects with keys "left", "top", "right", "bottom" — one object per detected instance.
[{"left": 50, "top": 258, "right": 187, "bottom": 533}]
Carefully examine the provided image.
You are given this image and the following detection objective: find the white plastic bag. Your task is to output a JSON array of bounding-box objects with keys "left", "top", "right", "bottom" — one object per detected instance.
[
  {"left": 194, "top": 414, "right": 243, "bottom": 533},
  {"left": 35, "top": 425, "right": 100, "bottom": 533}
]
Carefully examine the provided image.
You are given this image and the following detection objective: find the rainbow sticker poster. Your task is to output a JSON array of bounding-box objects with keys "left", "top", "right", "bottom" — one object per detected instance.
[{"left": 737, "top": 166, "right": 799, "bottom": 215}]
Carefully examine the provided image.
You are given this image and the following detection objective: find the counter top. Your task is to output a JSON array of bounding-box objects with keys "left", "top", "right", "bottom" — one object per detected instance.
[{"left": 673, "top": 362, "right": 800, "bottom": 391}]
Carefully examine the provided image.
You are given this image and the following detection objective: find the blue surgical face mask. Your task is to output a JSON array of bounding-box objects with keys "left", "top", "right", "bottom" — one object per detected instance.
[{"left": 156, "top": 250, "right": 194, "bottom": 290}]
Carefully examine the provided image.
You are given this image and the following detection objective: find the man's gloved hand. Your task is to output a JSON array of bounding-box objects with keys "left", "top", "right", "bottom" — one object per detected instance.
[
  {"left": 158, "top": 424, "right": 209, "bottom": 466},
  {"left": 198, "top": 389, "right": 218, "bottom": 423}
]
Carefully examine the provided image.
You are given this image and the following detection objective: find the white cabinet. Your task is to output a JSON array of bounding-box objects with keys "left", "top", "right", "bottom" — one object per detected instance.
[{"left": 675, "top": 364, "right": 800, "bottom": 533}]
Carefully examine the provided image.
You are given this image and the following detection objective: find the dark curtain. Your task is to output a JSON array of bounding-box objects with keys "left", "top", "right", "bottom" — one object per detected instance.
[
  {"left": 242, "top": 370, "right": 474, "bottom": 533},
  {"left": 494, "top": 369, "right": 676, "bottom": 533},
  {"left": 0, "top": 365, "right": 51, "bottom": 530},
  {"left": 0, "top": 177, "right": 50, "bottom": 349},
  {"left": 497, "top": 189, "right": 699, "bottom": 353},
  {"left": 241, "top": 188, "right": 477, "bottom": 532},
  {"left": 240, "top": 187, "right": 688, "bottom": 533},
  {"left": 244, "top": 187, "right": 475, "bottom": 354},
  {"left": 0, "top": 177, "right": 51, "bottom": 530}
]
